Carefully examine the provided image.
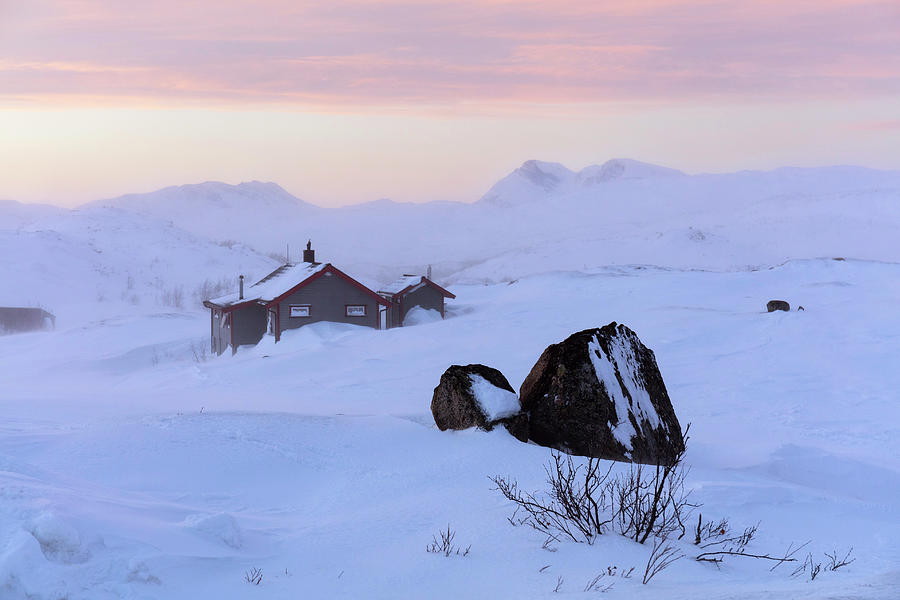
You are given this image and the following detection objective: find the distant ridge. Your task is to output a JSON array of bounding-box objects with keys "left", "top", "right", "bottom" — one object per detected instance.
[
  {"left": 479, "top": 158, "right": 684, "bottom": 205},
  {"left": 81, "top": 180, "right": 316, "bottom": 213}
]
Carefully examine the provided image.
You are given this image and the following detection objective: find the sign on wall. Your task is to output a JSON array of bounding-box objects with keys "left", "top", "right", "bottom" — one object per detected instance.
[{"left": 345, "top": 305, "right": 366, "bottom": 317}]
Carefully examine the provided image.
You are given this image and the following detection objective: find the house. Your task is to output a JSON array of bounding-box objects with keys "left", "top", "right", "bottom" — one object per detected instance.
[
  {"left": 0, "top": 307, "right": 55, "bottom": 335},
  {"left": 203, "top": 243, "right": 392, "bottom": 355},
  {"left": 377, "top": 274, "right": 456, "bottom": 328}
]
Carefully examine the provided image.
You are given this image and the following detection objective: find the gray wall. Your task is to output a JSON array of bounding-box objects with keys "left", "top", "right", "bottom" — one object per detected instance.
[
  {"left": 399, "top": 285, "right": 444, "bottom": 325},
  {"left": 209, "top": 303, "right": 267, "bottom": 355},
  {"left": 232, "top": 304, "right": 267, "bottom": 348},
  {"left": 0, "top": 308, "right": 54, "bottom": 334},
  {"left": 276, "top": 273, "right": 380, "bottom": 331}
]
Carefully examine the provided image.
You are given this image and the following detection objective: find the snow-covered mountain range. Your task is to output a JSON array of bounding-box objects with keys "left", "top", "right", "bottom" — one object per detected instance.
[{"left": 2, "top": 159, "right": 900, "bottom": 321}]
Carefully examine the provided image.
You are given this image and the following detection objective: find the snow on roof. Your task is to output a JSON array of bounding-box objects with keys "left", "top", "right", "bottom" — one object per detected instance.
[
  {"left": 209, "top": 262, "right": 328, "bottom": 307},
  {"left": 377, "top": 274, "right": 424, "bottom": 296}
]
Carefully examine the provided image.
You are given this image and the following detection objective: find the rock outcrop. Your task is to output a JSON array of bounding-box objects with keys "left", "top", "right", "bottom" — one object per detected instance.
[
  {"left": 519, "top": 323, "right": 684, "bottom": 464},
  {"left": 431, "top": 364, "right": 528, "bottom": 441},
  {"left": 767, "top": 300, "right": 790, "bottom": 312}
]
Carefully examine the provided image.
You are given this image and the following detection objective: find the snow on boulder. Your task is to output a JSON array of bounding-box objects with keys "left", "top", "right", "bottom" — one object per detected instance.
[
  {"left": 519, "top": 322, "right": 685, "bottom": 465},
  {"left": 431, "top": 364, "right": 528, "bottom": 441}
]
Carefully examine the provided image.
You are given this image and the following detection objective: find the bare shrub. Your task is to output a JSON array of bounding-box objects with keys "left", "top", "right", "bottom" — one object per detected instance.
[
  {"left": 694, "top": 514, "right": 757, "bottom": 554},
  {"left": 244, "top": 567, "right": 262, "bottom": 585},
  {"left": 426, "top": 525, "right": 470, "bottom": 557},
  {"left": 190, "top": 340, "right": 209, "bottom": 363},
  {"left": 491, "top": 442, "right": 695, "bottom": 546},
  {"left": 194, "top": 277, "right": 240, "bottom": 307},
  {"left": 696, "top": 539, "right": 807, "bottom": 569},
  {"left": 160, "top": 286, "right": 185, "bottom": 309},
  {"left": 642, "top": 536, "right": 683, "bottom": 584},
  {"left": 824, "top": 548, "right": 855, "bottom": 571},
  {"left": 611, "top": 447, "right": 696, "bottom": 543},
  {"left": 491, "top": 453, "right": 615, "bottom": 544},
  {"left": 792, "top": 553, "right": 822, "bottom": 581},
  {"left": 694, "top": 513, "right": 730, "bottom": 545},
  {"left": 584, "top": 565, "right": 634, "bottom": 592}
]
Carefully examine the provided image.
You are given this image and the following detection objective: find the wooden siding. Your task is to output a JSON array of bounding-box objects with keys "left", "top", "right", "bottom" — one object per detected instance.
[
  {"left": 274, "top": 271, "right": 380, "bottom": 332},
  {"left": 398, "top": 285, "right": 445, "bottom": 325}
]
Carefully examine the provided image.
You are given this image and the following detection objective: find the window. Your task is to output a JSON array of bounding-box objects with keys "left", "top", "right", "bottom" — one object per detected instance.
[
  {"left": 290, "top": 305, "right": 311, "bottom": 318},
  {"left": 345, "top": 304, "right": 366, "bottom": 317}
]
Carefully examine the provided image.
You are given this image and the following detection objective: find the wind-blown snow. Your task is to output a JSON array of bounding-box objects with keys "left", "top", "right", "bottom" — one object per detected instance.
[
  {"left": 469, "top": 374, "right": 520, "bottom": 421},
  {"left": 588, "top": 332, "right": 664, "bottom": 452},
  {"left": 402, "top": 306, "right": 442, "bottom": 326},
  {"left": 2, "top": 162, "right": 900, "bottom": 599}
]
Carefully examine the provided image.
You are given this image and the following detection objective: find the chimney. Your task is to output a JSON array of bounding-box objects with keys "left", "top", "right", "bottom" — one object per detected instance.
[
  {"left": 427, "top": 264, "right": 433, "bottom": 280},
  {"left": 239, "top": 275, "right": 244, "bottom": 300},
  {"left": 303, "top": 239, "right": 315, "bottom": 263}
]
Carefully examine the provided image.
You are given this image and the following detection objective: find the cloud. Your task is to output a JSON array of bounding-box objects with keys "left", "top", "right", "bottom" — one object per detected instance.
[{"left": 1, "top": 0, "right": 898, "bottom": 108}]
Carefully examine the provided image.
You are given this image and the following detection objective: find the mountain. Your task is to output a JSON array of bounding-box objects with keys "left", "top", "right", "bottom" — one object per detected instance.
[
  {"left": 480, "top": 158, "right": 685, "bottom": 205},
  {"left": 80, "top": 181, "right": 319, "bottom": 245},
  {"left": 577, "top": 158, "right": 684, "bottom": 185},
  {"left": 0, "top": 203, "right": 277, "bottom": 322},
  {"left": 479, "top": 160, "right": 576, "bottom": 206},
  {"left": 4, "top": 161, "right": 900, "bottom": 322},
  {"left": 0, "top": 199, "right": 67, "bottom": 229}
]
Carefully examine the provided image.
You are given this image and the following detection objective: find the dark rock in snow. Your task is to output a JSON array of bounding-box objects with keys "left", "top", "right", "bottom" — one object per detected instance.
[
  {"left": 519, "top": 322, "right": 684, "bottom": 465},
  {"left": 431, "top": 364, "right": 528, "bottom": 441},
  {"left": 767, "top": 300, "right": 790, "bottom": 312}
]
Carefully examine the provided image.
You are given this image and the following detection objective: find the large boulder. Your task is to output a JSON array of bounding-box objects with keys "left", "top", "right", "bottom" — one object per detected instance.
[
  {"left": 520, "top": 323, "right": 684, "bottom": 464},
  {"left": 767, "top": 300, "right": 790, "bottom": 312},
  {"left": 431, "top": 364, "right": 528, "bottom": 441}
]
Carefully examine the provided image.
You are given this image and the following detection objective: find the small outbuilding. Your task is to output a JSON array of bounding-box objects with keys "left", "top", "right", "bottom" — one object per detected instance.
[
  {"left": 377, "top": 274, "right": 456, "bottom": 328},
  {"left": 0, "top": 307, "right": 55, "bottom": 335},
  {"left": 203, "top": 244, "right": 392, "bottom": 355}
]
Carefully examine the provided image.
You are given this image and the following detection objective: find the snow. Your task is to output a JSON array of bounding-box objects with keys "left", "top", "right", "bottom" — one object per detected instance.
[
  {"left": 1, "top": 162, "right": 900, "bottom": 598},
  {"left": 588, "top": 329, "right": 665, "bottom": 451},
  {"left": 377, "top": 274, "right": 424, "bottom": 296},
  {"left": 209, "top": 261, "right": 328, "bottom": 307},
  {"left": 469, "top": 374, "right": 520, "bottom": 421},
  {"left": 402, "top": 306, "right": 443, "bottom": 326}
]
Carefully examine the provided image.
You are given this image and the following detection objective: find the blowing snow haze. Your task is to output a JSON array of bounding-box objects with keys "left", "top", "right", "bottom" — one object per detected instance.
[
  {"left": 4, "top": 158, "right": 900, "bottom": 316},
  {"left": 1, "top": 157, "right": 900, "bottom": 599}
]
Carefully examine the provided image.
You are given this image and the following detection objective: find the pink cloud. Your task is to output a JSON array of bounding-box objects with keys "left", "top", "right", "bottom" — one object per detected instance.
[{"left": 1, "top": 0, "right": 898, "bottom": 108}]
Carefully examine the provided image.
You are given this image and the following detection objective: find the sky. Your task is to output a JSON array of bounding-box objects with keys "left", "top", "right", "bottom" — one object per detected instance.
[{"left": 1, "top": 0, "right": 899, "bottom": 207}]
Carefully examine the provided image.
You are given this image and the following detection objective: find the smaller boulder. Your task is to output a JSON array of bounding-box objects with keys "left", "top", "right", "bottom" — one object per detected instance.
[
  {"left": 767, "top": 300, "right": 790, "bottom": 312},
  {"left": 431, "top": 364, "right": 528, "bottom": 441}
]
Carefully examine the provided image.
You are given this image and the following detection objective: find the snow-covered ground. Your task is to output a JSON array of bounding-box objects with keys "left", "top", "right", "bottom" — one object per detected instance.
[{"left": 1, "top": 258, "right": 899, "bottom": 598}]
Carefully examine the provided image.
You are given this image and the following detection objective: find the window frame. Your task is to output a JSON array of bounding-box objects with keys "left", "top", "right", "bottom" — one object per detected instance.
[
  {"left": 345, "top": 304, "right": 367, "bottom": 317},
  {"left": 289, "top": 304, "right": 312, "bottom": 318}
]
